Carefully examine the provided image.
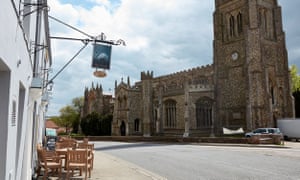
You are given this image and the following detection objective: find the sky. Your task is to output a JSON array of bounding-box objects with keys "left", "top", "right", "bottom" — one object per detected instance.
[{"left": 46, "top": 0, "right": 300, "bottom": 116}]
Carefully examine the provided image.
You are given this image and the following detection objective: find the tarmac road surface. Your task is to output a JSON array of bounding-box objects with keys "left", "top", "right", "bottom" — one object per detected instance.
[{"left": 94, "top": 141, "right": 300, "bottom": 180}]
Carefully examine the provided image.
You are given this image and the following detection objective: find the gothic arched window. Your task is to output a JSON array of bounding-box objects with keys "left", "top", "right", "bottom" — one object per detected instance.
[
  {"left": 229, "top": 15, "right": 235, "bottom": 37},
  {"left": 118, "top": 96, "right": 122, "bottom": 108},
  {"left": 196, "top": 98, "right": 213, "bottom": 128},
  {"left": 134, "top": 119, "right": 140, "bottom": 132},
  {"left": 237, "top": 12, "right": 243, "bottom": 34},
  {"left": 123, "top": 95, "right": 127, "bottom": 108},
  {"left": 269, "top": 78, "right": 276, "bottom": 105},
  {"left": 260, "top": 9, "right": 268, "bottom": 35},
  {"left": 164, "top": 99, "right": 177, "bottom": 128},
  {"left": 271, "top": 86, "right": 275, "bottom": 105}
]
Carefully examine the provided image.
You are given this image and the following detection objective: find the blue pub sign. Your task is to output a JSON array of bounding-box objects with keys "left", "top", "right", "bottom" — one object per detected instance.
[{"left": 92, "top": 43, "right": 112, "bottom": 70}]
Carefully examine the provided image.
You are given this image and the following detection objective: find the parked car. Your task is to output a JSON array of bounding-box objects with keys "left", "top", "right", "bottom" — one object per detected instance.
[
  {"left": 245, "top": 128, "right": 282, "bottom": 138},
  {"left": 45, "top": 128, "right": 57, "bottom": 150},
  {"left": 46, "top": 137, "right": 56, "bottom": 151}
]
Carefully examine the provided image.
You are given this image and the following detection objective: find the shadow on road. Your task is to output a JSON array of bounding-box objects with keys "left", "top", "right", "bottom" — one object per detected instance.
[{"left": 94, "top": 142, "right": 179, "bottom": 151}]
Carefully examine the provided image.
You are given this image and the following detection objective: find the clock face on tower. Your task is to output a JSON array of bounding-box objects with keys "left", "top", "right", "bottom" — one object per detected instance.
[{"left": 231, "top": 51, "right": 239, "bottom": 60}]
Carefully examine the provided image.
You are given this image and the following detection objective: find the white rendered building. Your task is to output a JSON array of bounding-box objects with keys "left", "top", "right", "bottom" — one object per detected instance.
[{"left": 0, "top": 0, "right": 52, "bottom": 179}]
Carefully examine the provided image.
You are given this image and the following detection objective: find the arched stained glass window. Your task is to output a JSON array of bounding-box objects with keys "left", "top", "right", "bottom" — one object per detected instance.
[
  {"left": 229, "top": 15, "right": 235, "bottom": 37},
  {"left": 134, "top": 119, "right": 140, "bottom": 132},
  {"left": 164, "top": 100, "right": 176, "bottom": 128},
  {"left": 237, "top": 12, "right": 243, "bottom": 34},
  {"left": 196, "top": 98, "right": 213, "bottom": 128}
]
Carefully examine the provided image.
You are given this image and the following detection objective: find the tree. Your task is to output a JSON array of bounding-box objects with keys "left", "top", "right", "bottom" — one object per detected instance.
[
  {"left": 57, "top": 105, "right": 78, "bottom": 134},
  {"left": 101, "top": 114, "right": 113, "bottom": 135},
  {"left": 290, "top": 65, "right": 300, "bottom": 92},
  {"left": 294, "top": 91, "right": 300, "bottom": 118},
  {"left": 50, "top": 116, "right": 61, "bottom": 130},
  {"left": 72, "top": 97, "right": 84, "bottom": 113},
  {"left": 52, "top": 97, "right": 84, "bottom": 134},
  {"left": 80, "top": 112, "right": 112, "bottom": 136},
  {"left": 71, "top": 97, "right": 84, "bottom": 133},
  {"left": 81, "top": 112, "right": 101, "bottom": 136},
  {"left": 290, "top": 65, "right": 300, "bottom": 117}
]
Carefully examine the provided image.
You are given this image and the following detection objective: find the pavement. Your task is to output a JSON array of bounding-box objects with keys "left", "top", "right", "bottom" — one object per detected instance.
[
  {"left": 41, "top": 141, "right": 300, "bottom": 180},
  {"left": 42, "top": 149, "right": 167, "bottom": 180},
  {"left": 91, "top": 151, "right": 167, "bottom": 180}
]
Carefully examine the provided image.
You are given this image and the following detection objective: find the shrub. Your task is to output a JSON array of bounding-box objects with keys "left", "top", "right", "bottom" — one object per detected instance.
[{"left": 80, "top": 112, "right": 112, "bottom": 136}]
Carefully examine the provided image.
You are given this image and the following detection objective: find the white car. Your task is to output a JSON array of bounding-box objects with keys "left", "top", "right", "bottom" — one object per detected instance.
[{"left": 245, "top": 128, "right": 282, "bottom": 138}]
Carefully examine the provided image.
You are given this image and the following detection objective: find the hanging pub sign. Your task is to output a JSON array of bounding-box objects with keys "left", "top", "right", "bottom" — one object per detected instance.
[{"left": 92, "top": 43, "right": 112, "bottom": 70}]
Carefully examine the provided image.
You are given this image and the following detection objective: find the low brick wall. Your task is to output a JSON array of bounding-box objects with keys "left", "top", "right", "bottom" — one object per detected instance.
[
  {"left": 73, "top": 136, "right": 250, "bottom": 144},
  {"left": 247, "top": 134, "right": 283, "bottom": 145}
]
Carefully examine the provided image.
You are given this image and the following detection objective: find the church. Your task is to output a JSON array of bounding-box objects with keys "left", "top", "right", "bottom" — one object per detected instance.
[{"left": 111, "top": 0, "right": 294, "bottom": 136}]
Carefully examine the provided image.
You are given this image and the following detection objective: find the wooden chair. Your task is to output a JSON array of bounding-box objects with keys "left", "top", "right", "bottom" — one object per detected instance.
[
  {"left": 57, "top": 139, "right": 77, "bottom": 149},
  {"left": 87, "top": 144, "right": 95, "bottom": 170},
  {"left": 55, "top": 142, "right": 69, "bottom": 169},
  {"left": 37, "top": 148, "right": 62, "bottom": 180},
  {"left": 79, "top": 143, "right": 95, "bottom": 171},
  {"left": 77, "top": 142, "right": 88, "bottom": 149},
  {"left": 36, "top": 144, "right": 43, "bottom": 177},
  {"left": 55, "top": 142, "right": 68, "bottom": 149},
  {"left": 83, "top": 137, "right": 89, "bottom": 144},
  {"left": 66, "top": 148, "right": 91, "bottom": 180},
  {"left": 67, "top": 138, "right": 78, "bottom": 149}
]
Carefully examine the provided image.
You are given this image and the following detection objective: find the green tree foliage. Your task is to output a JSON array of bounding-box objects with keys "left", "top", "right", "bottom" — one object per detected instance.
[
  {"left": 72, "top": 97, "right": 84, "bottom": 113},
  {"left": 291, "top": 65, "right": 300, "bottom": 117},
  {"left": 71, "top": 97, "right": 84, "bottom": 133},
  {"left": 294, "top": 91, "right": 300, "bottom": 118},
  {"left": 52, "top": 97, "right": 84, "bottom": 134},
  {"left": 81, "top": 112, "right": 112, "bottom": 136},
  {"left": 50, "top": 116, "right": 61, "bottom": 129},
  {"left": 100, "top": 114, "right": 113, "bottom": 135},
  {"left": 290, "top": 65, "right": 300, "bottom": 92},
  {"left": 58, "top": 105, "right": 78, "bottom": 133}
]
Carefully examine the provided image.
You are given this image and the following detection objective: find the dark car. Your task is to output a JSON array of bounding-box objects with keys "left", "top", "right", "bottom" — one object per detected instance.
[
  {"left": 45, "top": 128, "right": 57, "bottom": 150},
  {"left": 46, "top": 137, "right": 56, "bottom": 150}
]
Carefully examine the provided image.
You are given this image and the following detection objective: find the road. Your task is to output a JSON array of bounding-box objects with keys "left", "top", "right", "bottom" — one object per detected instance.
[{"left": 94, "top": 141, "right": 300, "bottom": 180}]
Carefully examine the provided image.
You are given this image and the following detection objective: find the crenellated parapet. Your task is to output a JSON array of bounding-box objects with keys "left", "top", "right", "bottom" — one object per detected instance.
[
  {"left": 157, "top": 64, "right": 213, "bottom": 79},
  {"left": 141, "top": 70, "right": 154, "bottom": 80}
]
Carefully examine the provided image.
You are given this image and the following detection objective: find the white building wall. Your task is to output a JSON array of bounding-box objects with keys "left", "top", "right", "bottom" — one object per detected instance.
[
  {"left": 0, "top": 1, "right": 32, "bottom": 179},
  {"left": 0, "top": 0, "right": 52, "bottom": 180}
]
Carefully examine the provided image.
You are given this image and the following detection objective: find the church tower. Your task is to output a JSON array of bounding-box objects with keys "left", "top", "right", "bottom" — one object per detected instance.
[{"left": 213, "top": 0, "right": 294, "bottom": 131}]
